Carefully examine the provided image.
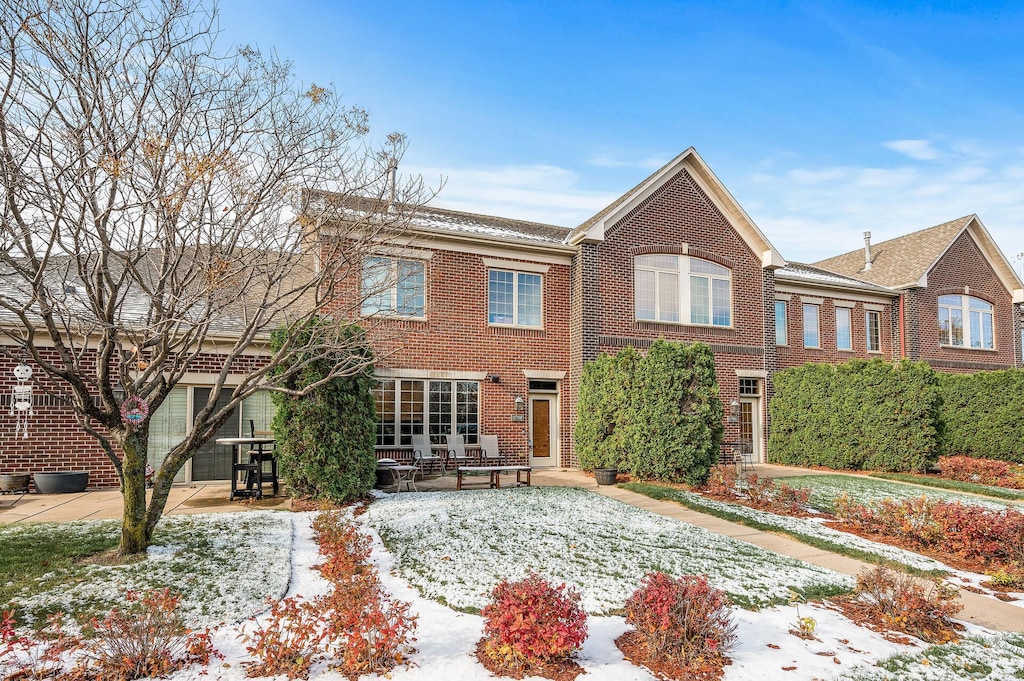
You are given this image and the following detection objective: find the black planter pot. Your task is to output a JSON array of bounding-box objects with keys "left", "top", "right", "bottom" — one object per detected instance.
[
  {"left": 33, "top": 471, "right": 89, "bottom": 494},
  {"left": 594, "top": 468, "right": 618, "bottom": 486}
]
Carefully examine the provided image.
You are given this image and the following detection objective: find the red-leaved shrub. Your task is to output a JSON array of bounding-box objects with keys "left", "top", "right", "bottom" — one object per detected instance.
[
  {"left": 854, "top": 567, "right": 962, "bottom": 644},
  {"left": 703, "top": 465, "right": 739, "bottom": 498},
  {"left": 1, "top": 610, "right": 81, "bottom": 680},
  {"left": 481, "top": 573, "right": 588, "bottom": 671},
  {"left": 78, "top": 589, "right": 220, "bottom": 680},
  {"left": 939, "top": 455, "right": 1023, "bottom": 489},
  {"left": 624, "top": 572, "right": 737, "bottom": 665},
  {"left": 244, "top": 510, "right": 417, "bottom": 680}
]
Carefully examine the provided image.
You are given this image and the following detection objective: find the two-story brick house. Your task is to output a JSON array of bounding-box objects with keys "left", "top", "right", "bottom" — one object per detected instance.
[
  {"left": 348, "top": 148, "right": 1023, "bottom": 469},
  {"left": 2, "top": 147, "right": 1022, "bottom": 485}
]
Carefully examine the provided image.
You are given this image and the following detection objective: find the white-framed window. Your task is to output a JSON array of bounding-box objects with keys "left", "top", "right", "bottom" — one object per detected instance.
[
  {"left": 775, "top": 300, "right": 787, "bottom": 345},
  {"left": 488, "top": 270, "right": 542, "bottom": 327},
  {"left": 938, "top": 295, "right": 994, "bottom": 349},
  {"left": 866, "top": 310, "right": 881, "bottom": 352},
  {"left": 836, "top": 307, "right": 852, "bottom": 351},
  {"left": 361, "top": 256, "right": 425, "bottom": 317},
  {"left": 803, "top": 303, "right": 820, "bottom": 348},
  {"left": 374, "top": 378, "right": 480, "bottom": 447},
  {"left": 634, "top": 255, "right": 732, "bottom": 327}
]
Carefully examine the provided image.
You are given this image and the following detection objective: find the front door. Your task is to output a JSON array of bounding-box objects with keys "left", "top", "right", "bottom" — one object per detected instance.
[
  {"left": 738, "top": 397, "right": 761, "bottom": 464},
  {"left": 529, "top": 395, "right": 558, "bottom": 467}
]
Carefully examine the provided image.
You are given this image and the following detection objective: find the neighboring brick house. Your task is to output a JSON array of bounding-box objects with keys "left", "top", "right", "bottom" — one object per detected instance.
[
  {"left": 3, "top": 148, "right": 1023, "bottom": 486},
  {"left": 815, "top": 216, "right": 1024, "bottom": 373}
]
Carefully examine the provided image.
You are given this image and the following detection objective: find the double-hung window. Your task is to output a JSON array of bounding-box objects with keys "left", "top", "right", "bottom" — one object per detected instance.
[
  {"left": 488, "top": 270, "right": 542, "bottom": 327},
  {"left": 938, "top": 295, "right": 994, "bottom": 349},
  {"left": 634, "top": 255, "right": 732, "bottom": 326},
  {"left": 775, "top": 300, "right": 787, "bottom": 345},
  {"left": 836, "top": 307, "right": 852, "bottom": 351},
  {"left": 866, "top": 310, "right": 881, "bottom": 352},
  {"left": 803, "top": 303, "right": 820, "bottom": 348},
  {"left": 361, "top": 256, "right": 425, "bottom": 317},
  {"left": 374, "top": 379, "right": 480, "bottom": 447}
]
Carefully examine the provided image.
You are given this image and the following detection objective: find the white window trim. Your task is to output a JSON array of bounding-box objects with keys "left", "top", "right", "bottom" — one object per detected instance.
[
  {"left": 362, "top": 256, "right": 427, "bottom": 320},
  {"left": 488, "top": 268, "right": 544, "bottom": 329},
  {"left": 775, "top": 300, "right": 788, "bottom": 346},
  {"left": 634, "top": 255, "right": 733, "bottom": 328},
  {"left": 938, "top": 294, "right": 995, "bottom": 350},
  {"left": 836, "top": 306, "right": 853, "bottom": 351},
  {"left": 865, "top": 310, "right": 882, "bottom": 353},
  {"left": 803, "top": 303, "right": 821, "bottom": 349}
]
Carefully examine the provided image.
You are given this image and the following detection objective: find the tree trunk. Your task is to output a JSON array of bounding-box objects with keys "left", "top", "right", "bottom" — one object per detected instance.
[{"left": 118, "top": 432, "right": 151, "bottom": 556}]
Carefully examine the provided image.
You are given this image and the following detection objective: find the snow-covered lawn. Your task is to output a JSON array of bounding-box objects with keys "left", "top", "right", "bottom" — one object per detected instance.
[
  {"left": 5, "top": 491, "right": 1024, "bottom": 680},
  {"left": 364, "top": 486, "right": 853, "bottom": 611},
  {"left": 4, "top": 511, "right": 292, "bottom": 627},
  {"left": 779, "top": 474, "right": 1011, "bottom": 512}
]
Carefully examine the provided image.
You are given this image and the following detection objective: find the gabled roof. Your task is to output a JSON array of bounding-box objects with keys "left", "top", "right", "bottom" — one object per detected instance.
[
  {"left": 775, "top": 262, "right": 894, "bottom": 295},
  {"left": 813, "top": 215, "right": 1024, "bottom": 302},
  {"left": 565, "top": 147, "right": 787, "bottom": 268}
]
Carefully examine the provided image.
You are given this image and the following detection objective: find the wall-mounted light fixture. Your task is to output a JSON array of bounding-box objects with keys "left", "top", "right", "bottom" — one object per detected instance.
[
  {"left": 728, "top": 399, "right": 741, "bottom": 424},
  {"left": 514, "top": 395, "right": 525, "bottom": 412},
  {"left": 489, "top": 374, "right": 501, "bottom": 384}
]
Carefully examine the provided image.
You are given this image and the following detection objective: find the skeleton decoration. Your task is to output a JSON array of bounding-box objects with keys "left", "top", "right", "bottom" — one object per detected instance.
[
  {"left": 120, "top": 395, "right": 150, "bottom": 428},
  {"left": 10, "top": 363, "right": 33, "bottom": 439}
]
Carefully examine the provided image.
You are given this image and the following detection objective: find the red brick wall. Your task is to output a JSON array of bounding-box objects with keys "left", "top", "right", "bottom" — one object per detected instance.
[
  {"left": 334, "top": 247, "right": 572, "bottom": 466},
  {"left": 776, "top": 295, "right": 895, "bottom": 369},
  {"left": 0, "top": 349, "right": 268, "bottom": 489},
  {"left": 581, "top": 168, "right": 770, "bottom": 459},
  {"left": 915, "top": 232, "right": 1018, "bottom": 372}
]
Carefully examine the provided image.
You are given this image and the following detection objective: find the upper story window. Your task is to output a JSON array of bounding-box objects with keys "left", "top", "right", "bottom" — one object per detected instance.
[
  {"left": 361, "top": 256, "right": 425, "bottom": 317},
  {"left": 938, "top": 295, "right": 994, "bottom": 349},
  {"left": 836, "top": 307, "right": 852, "bottom": 351},
  {"left": 488, "top": 270, "right": 542, "bottom": 327},
  {"left": 634, "top": 255, "right": 732, "bottom": 327},
  {"left": 803, "top": 303, "right": 820, "bottom": 348},
  {"left": 774, "top": 300, "right": 787, "bottom": 345},
  {"left": 865, "top": 310, "right": 881, "bottom": 353}
]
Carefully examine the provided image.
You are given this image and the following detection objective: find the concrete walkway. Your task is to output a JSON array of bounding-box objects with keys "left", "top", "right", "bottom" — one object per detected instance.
[{"left": 1, "top": 464, "right": 1020, "bottom": 632}]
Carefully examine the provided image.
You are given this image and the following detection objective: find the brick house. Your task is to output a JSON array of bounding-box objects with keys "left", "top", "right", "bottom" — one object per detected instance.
[{"left": 2, "top": 148, "right": 1023, "bottom": 486}]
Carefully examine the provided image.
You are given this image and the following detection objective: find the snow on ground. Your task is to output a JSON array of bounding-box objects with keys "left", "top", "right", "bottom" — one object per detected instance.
[
  {"left": 363, "top": 486, "right": 854, "bottom": 612},
  {"left": 780, "top": 475, "right": 1011, "bottom": 512}
]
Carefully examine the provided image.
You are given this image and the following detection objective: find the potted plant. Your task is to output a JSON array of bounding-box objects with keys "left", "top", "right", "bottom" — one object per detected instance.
[{"left": 594, "top": 467, "right": 618, "bottom": 486}]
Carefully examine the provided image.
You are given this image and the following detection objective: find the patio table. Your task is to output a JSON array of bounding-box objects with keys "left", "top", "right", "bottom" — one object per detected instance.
[{"left": 216, "top": 436, "right": 278, "bottom": 498}]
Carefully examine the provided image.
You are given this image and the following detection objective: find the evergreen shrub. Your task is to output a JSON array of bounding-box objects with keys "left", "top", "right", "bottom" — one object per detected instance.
[
  {"left": 270, "top": 319, "right": 377, "bottom": 502},
  {"left": 768, "top": 358, "right": 941, "bottom": 472},
  {"left": 574, "top": 340, "right": 722, "bottom": 485},
  {"left": 938, "top": 370, "right": 1024, "bottom": 462}
]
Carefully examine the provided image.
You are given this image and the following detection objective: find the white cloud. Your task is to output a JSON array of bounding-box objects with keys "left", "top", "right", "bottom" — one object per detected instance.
[
  {"left": 586, "top": 154, "right": 667, "bottom": 170},
  {"left": 883, "top": 139, "right": 941, "bottom": 161}
]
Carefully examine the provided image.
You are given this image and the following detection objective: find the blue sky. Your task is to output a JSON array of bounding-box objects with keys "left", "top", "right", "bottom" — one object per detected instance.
[{"left": 216, "top": 0, "right": 1024, "bottom": 269}]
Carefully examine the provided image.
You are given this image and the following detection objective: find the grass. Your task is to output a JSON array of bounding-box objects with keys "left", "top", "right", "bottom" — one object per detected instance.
[
  {"left": 840, "top": 632, "right": 1024, "bottom": 680},
  {"left": 0, "top": 511, "right": 293, "bottom": 628},
  {"left": 870, "top": 472, "right": 1024, "bottom": 501},
  {"left": 775, "top": 474, "right": 1010, "bottom": 513},
  {"left": 622, "top": 482, "right": 949, "bottom": 577},
  {"left": 364, "top": 485, "right": 854, "bottom": 614}
]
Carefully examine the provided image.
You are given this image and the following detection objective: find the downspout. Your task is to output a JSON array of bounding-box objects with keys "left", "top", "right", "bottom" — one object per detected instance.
[{"left": 897, "top": 292, "right": 905, "bottom": 358}]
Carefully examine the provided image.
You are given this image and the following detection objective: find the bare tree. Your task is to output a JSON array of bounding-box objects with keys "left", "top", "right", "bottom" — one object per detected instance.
[{"left": 0, "top": 0, "right": 427, "bottom": 554}]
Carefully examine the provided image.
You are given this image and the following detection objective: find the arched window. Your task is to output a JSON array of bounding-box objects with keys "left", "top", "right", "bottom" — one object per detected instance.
[
  {"left": 634, "top": 255, "right": 731, "bottom": 327},
  {"left": 938, "top": 295, "right": 993, "bottom": 349}
]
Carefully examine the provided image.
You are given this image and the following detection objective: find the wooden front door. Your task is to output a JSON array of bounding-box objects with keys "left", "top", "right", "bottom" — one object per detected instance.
[
  {"left": 529, "top": 396, "right": 557, "bottom": 467},
  {"left": 739, "top": 397, "right": 761, "bottom": 464}
]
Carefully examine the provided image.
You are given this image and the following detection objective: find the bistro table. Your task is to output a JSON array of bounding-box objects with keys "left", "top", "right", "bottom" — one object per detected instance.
[{"left": 216, "top": 436, "right": 278, "bottom": 499}]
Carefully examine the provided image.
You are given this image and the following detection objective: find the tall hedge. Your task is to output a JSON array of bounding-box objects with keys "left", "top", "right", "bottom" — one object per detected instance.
[
  {"left": 574, "top": 340, "right": 723, "bottom": 485},
  {"left": 575, "top": 347, "right": 639, "bottom": 470},
  {"left": 938, "top": 370, "right": 1024, "bottom": 462},
  {"left": 270, "top": 319, "right": 377, "bottom": 502},
  {"left": 768, "top": 358, "right": 942, "bottom": 472}
]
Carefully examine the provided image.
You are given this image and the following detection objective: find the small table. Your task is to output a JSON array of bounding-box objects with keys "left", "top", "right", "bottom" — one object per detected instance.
[
  {"left": 217, "top": 437, "right": 278, "bottom": 499},
  {"left": 378, "top": 463, "right": 418, "bottom": 493},
  {"left": 456, "top": 466, "right": 532, "bottom": 490}
]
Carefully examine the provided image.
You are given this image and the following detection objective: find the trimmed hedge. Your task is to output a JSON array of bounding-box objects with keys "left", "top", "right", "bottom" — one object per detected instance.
[
  {"left": 574, "top": 340, "right": 723, "bottom": 486},
  {"left": 768, "top": 358, "right": 941, "bottom": 472},
  {"left": 938, "top": 370, "right": 1024, "bottom": 463}
]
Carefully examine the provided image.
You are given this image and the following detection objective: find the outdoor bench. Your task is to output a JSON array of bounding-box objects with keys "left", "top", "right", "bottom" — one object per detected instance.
[{"left": 456, "top": 465, "right": 532, "bottom": 490}]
